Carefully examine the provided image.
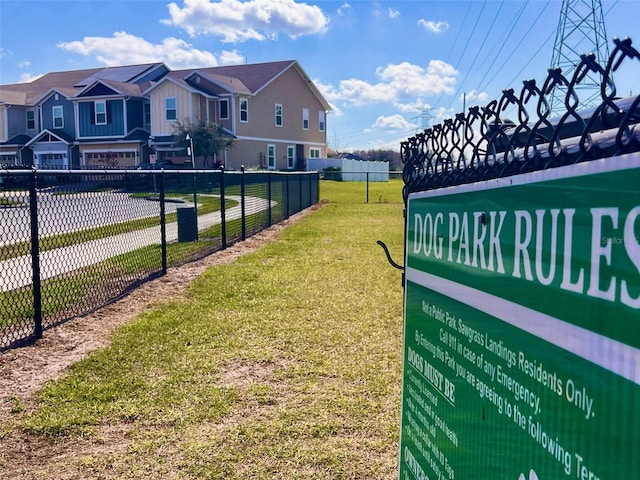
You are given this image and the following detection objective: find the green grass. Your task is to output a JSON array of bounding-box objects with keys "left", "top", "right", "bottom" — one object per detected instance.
[{"left": 4, "top": 179, "right": 407, "bottom": 479}]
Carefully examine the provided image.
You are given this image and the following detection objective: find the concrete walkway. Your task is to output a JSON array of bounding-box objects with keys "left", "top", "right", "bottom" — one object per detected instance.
[{"left": 0, "top": 195, "right": 273, "bottom": 293}]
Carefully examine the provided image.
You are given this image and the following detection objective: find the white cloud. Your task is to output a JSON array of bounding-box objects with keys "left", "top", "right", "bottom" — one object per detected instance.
[
  {"left": 431, "top": 105, "right": 457, "bottom": 123},
  {"left": 19, "top": 72, "right": 44, "bottom": 83},
  {"left": 337, "top": 3, "right": 351, "bottom": 16},
  {"left": 17, "top": 60, "right": 31, "bottom": 69},
  {"left": 418, "top": 19, "right": 449, "bottom": 33},
  {"left": 163, "top": 0, "right": 329, "bottom": 42},
  {"left": 0, "top": 48, "right": 12, "bottom": 59},
  {"left": 365, "top": 114, "right": 415, "bottom": 132},
  {"left": 57, "top": 32, "right": 243, "bottom": 69},
  {"left": 394, "top": 98, "right": 433, "bottom": 114},
  {"left": 218, "top": 49, "right": 246, "bottom": 65},
  {"left": 325, "top": 60, "right": 457, "bottom": 107},
  {"left": 388, "top": 7, "right": 400, "bottom": 19},
  {"left": 460, "top": 89, "right": 489, "bottom": 105}
]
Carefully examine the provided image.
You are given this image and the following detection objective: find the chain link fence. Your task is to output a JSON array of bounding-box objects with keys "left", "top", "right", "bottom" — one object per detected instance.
[
  {"left": 401, "top": 37, "right": 640, "bottom": 202},
  {"left": 0, "top": 168, "right": 319, "bottom": 350}
]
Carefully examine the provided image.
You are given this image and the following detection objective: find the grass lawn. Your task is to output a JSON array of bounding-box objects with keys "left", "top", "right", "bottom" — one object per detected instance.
[{"left": 2, "top": 179, "right": 407, "bottom": 479}]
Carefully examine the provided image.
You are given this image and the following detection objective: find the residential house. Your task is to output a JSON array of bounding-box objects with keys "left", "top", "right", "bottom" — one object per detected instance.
[
  {"left": 1, "top": 60, "right": 330, "bottom": 171},
  {"left": 0, "top": 63, "right": 168, "bottom": 168},
  {"left": 146, "top": 60, "right": 331, "bottom": 170}
]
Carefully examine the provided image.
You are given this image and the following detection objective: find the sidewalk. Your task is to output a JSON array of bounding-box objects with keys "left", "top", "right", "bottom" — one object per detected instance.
[{"left": 0, "top": 195, "right": 272, "bottom": 293}]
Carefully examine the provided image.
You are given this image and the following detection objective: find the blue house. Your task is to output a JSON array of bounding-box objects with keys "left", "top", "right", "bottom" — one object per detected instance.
[
  {"left": 1, "top": 63, "right": 169, "bottom": 168},
  {"left": 1, "top": 60, "right": 330, "bottom": 171}
]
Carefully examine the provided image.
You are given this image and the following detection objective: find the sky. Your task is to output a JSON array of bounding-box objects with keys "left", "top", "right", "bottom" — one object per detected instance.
[{"left": 0, "top": 0, "right": 638, "bottom": 152}]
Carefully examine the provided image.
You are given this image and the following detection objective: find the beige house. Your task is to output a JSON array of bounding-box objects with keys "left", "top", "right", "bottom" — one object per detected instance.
[{"left": 146, "top": 60, "right": 331, "bottom": 170}]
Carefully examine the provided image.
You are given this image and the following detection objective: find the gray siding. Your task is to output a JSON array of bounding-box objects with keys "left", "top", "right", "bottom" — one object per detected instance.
[{"left": 6, "top": 106, "right": 25, "bottom": 139}]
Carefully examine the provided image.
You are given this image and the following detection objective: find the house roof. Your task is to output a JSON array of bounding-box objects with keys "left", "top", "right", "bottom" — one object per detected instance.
[
  {"left": 1, "top": 134, "right": 32, "bottom": 146},
  {"left": 24, "top": 129, "right": 76, "bottom": 147},
  {"left": 0, "top": 63, "right": 163, "bottom": 106},
  {"left": 185, "top": 61, "right": 297, "bottom": 95},
  {"left": 72, "top": 63, "right": 165, "bottom": 88},
  {"left": 171, "top": 60, "right": 331, "bottom": 110},
  {"left": 76, "top": 79, "right": 146, "bottom": 98},
  {"left": 1, "top": 60, "right": 331, "bottom": 111}
]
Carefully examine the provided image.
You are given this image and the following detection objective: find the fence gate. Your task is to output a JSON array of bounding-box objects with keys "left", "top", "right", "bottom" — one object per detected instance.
[{"left": 397, "top": 37, "right": 639, "bottom": 480}]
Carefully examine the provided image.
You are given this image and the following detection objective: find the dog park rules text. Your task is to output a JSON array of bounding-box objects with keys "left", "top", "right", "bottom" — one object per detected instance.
[{"left": 398, "top": 153, "right": 640, "bottom": 480}]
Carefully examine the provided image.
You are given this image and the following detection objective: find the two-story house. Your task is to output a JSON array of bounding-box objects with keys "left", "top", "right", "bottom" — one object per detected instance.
[
  {"left": 146, "top": 60, "right": 331, "bottom": 170},
  {"left": 0, "top": 67, "right": 103, "bottom": 167},
  {"left": 1, "top": 60, "right": 330, "bottom": 170},
  {"left": 0, "top": 63, "right": 168, "bottom": 169}
]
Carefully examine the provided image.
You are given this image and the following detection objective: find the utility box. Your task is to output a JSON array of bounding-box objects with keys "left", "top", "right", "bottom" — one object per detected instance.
[{"left": 177, "top": 207, "right": 198, "bottom": 242}]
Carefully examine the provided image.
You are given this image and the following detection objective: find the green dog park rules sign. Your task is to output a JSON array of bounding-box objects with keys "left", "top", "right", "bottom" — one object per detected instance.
[{"left": 399, "top": 153, "right": 640, "bottom": 479}]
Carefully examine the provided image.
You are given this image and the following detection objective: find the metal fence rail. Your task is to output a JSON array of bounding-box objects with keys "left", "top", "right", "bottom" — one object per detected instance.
[
  {"left": 0, "top": 168, "right": 319, "bottom": 350},
  {"left": 400, "top": 37, "right": 640, "bottom": 202}
]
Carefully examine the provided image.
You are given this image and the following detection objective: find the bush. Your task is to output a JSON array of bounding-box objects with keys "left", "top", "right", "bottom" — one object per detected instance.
[{"left": 323, "top": 166, "right": 342, "bottom": 181}]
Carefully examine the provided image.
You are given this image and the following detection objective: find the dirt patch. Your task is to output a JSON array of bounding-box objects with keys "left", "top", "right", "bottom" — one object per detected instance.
[{"left": 0, "top": 208, "right": 315, "bottom": 418}]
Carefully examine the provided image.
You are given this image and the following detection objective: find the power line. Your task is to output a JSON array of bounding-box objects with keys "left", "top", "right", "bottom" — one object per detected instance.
[
  {"left": 431, "top": 1, "right": 488, "bottom": 112},
  {"left": 447, "top": 0, "right": 504, "bottom": 109},
  {"left": 473, "top": 0, "right": 531, "bottom": 93},
  {"left": 481, "top": 1, "right": 555, "bottom": 95}
]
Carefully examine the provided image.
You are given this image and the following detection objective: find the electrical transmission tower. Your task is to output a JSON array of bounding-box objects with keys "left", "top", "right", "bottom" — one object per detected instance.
[
  {"left": 413, "top": 107, "right": 431, "bottom": 133},
  {"left": 549, "top": 0, "right": 609, "bottom": 116}
]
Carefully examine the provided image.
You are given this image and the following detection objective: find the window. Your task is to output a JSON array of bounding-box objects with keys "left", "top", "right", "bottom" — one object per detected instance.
[
  {"left": 144, "top": 103, "right": 151, "bottom": 130},
  {"left": 220, "top": 99, "right": 229, "bottom": 119},
  {"left": 53, "top": 106, "right": 64, "bottom": 128},
  {"left": 240, "top": 98, "right": 249, "bottom": 123},
  {"left": 0, "top": 154, "right": 17, "bottom": 165},
  {"left": 267, "top": 144, "right": 276, "bottom": 170},
  {"left": 287, "top": 146, "right": 295, "bottom": 169},
  {"left": 302, "top": 108, "right": 309, "bottom": 130},
  {"left": 319, "top": 111, "right": 325, "bottom": 132},
  {"left": 310, "top": 148, "right": 321, "bottom": 159},
  {"left": 26, "top": 111, "right": 35, "bottom": 130},
  {"left": 165, "top": 97, "right": 177, "bottom": 121},
  {"left": 95, "top": 101, "right": 107, "bottom": 125},
  {"left": 275, "top": 104, "right": 283, "bottom": 127}
]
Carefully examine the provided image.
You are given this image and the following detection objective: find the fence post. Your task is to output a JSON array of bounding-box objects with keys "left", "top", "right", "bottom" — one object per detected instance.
[
  {"left": 298, "top": 172, "right": 303, "bottom": 211},
  {"left": 366, "top": 172, "right": 369, "bottom": 203},
  {"left": 285, "top": 174, "right": 290, "bottom": 219},
  {"left": 241, "top": 165, "right": 246, "bottom": 241},
  {"left": 267, "top": 171, "right": 272, "bottom": 227},
  {"left": 220, "top": 167, "right": 227, "bottom": 249},
  {"left": 159, "top": 171, "right": 167, "bottom": 275},
  {"left": 192, "top": 171, "right": 199, "bottom": 241},
  {"left": 28, "top": 170, "right": 42, "bottom": 340}
]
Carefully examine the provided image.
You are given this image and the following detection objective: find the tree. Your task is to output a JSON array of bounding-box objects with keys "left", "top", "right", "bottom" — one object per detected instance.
[{"left": 173, "top": 120, "right": 235, "bottom": 168}]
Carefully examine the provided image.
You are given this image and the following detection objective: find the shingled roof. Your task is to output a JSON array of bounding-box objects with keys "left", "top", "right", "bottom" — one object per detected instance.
[
  {"left": 0, "top": 63, "right": 164, "bottom": 105},
  {"left": 1, "top": 60, "right": 331, "bottom": 111},
  {"left": 158, "top": 60, "right": 330, "bottom": 110}
]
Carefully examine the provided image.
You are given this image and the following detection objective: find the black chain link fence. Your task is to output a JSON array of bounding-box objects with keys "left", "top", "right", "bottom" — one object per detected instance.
[
  {"left": 0, "top": 168, "right": 319, "bottom": 350},
  {"left": 401, "top": 37, "right": 640, "bottom": 203}
]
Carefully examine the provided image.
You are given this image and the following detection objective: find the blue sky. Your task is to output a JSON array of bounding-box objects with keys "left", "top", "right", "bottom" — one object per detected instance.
[{"left": 0, "top": 0, "right": 637, "bottom": 152}]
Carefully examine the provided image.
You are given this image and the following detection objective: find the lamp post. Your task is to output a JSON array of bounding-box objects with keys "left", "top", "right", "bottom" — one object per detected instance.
[
  {"left": 185, "top": 133, "right": 198, "bottom": 238},
  {"left": 185, "top": 133, "right": 195, "bottom": 169}
]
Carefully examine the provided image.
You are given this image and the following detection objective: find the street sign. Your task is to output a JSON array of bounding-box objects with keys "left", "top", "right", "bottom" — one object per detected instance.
[
  {"left": 149, "top": 154, "right": 156, "bottom": 164},
  {"left": 399, "top": 153, "right": 640, "bottom": 479}
]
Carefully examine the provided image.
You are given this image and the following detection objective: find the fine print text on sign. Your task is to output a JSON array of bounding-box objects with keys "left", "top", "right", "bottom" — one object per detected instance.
[{"left": 399, "top": 153, "right": 640, "bottom": 480}]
